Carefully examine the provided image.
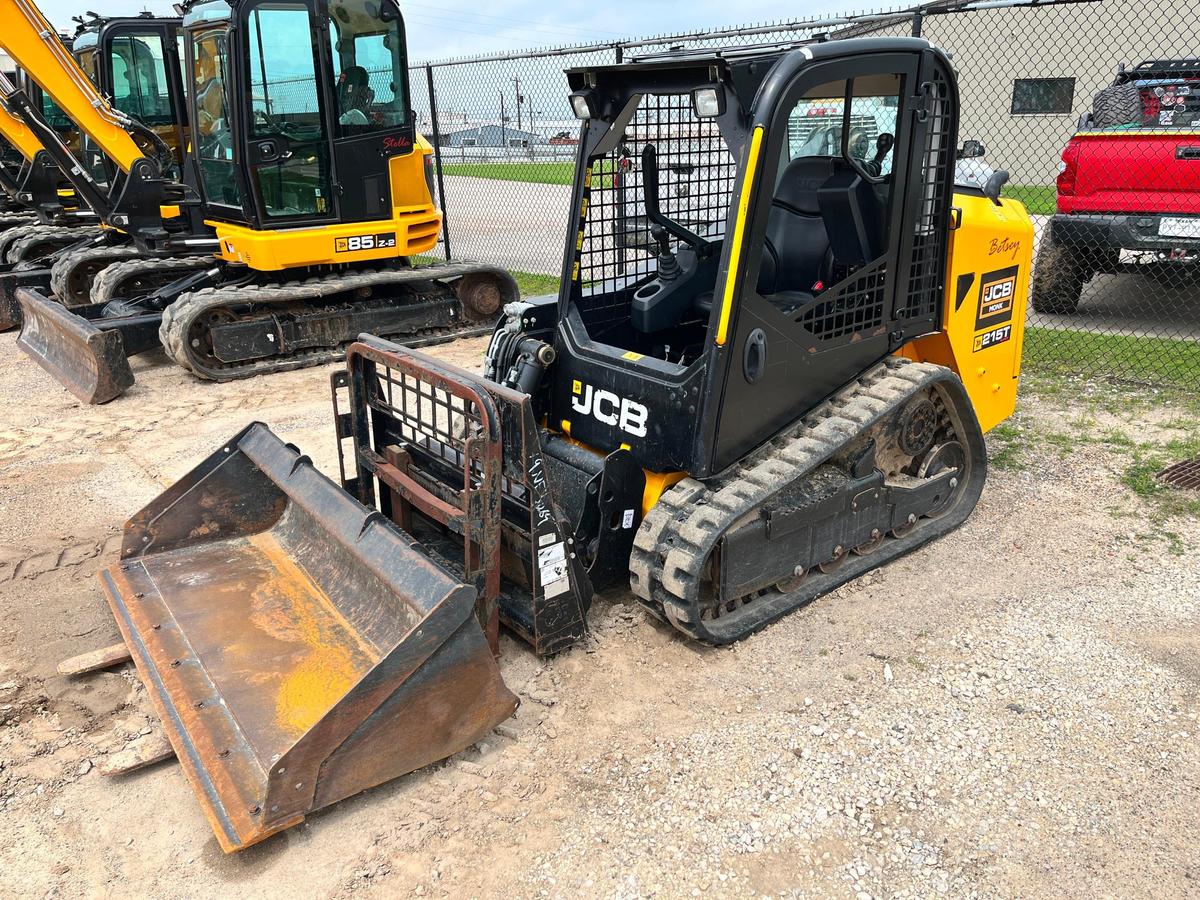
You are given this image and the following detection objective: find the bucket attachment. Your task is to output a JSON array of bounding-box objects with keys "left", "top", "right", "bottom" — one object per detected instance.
[
  {"left": 99, "top": 422, "right": 518, "bottom": 852},
  {"left": 0, "top": 268, "right": 51, "bottom": 331},
  {"left": 14, "top": 287, "right": 156, "bottom": 403}
]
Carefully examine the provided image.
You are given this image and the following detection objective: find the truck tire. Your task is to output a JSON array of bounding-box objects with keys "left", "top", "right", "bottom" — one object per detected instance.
[
  {"left": 1031, "top": 240, "right": 1088, "bottom": 315},
  {"left": 1092, "top": 83, "right": 1141, "bottom": 127}
]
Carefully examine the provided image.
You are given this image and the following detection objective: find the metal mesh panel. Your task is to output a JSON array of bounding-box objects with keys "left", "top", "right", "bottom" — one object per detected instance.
[
  {"left": 795, "top": 256, "right": 888, "bottom": 340},
  {"left": 407, "top": 0, "right": 1200, "bottom": 389},
  {"left": 369, "top": 365, "right": 484, "bottom": 468},
  {"left": 573, "top": 93, "right": 736, "bottom": 329},
  {"left": 902, "top": 67, "right": 953, "bottom": 322}
]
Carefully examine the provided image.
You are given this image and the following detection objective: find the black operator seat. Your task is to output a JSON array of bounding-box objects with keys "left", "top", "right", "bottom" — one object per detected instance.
[
  {"left": 756, "top": 155, "right": 836, "bottom": 313},
  {"left": 817, "top": 159, "right": 887, "bottom": 270}
]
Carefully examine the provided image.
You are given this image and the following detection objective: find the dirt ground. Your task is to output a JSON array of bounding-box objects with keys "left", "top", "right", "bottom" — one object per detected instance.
[{"left": 0, "top": 337, "right": 1196, "bottom": 899}]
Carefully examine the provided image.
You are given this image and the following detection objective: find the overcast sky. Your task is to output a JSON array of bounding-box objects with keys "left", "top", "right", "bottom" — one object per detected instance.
[{"left": 38, "top": 0, "right": 873, "bottom": 60}]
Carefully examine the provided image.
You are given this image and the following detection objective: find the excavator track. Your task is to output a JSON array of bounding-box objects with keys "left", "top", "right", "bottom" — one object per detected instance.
[
  {"left": 0, "top": 211, "right": 35, "bottom": 233},
  {"left": 0, "top": 225, "right": 98, "bottom": 266},
  {"left": 159, "top": 261, "right": 516, "bottom": 382},
  {"left": 49, "top": 244, "right": 146, "bottom": 306},
  {"left": 629, "top": 358, "right": 988, "bottom": 645},
  {"left": 91, "top": 254, "right": 216, "bottom": 305}
]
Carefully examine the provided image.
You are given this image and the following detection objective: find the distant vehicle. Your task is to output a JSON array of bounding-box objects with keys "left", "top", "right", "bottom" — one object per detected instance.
[{"left": 1034, "top": 58, "right": 1200, "bottom": 314}]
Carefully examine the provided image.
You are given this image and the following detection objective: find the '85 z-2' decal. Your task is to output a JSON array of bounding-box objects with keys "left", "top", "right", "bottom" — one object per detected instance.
[{"left": 335, "top": 232, "right": 397, "bottom": 253}]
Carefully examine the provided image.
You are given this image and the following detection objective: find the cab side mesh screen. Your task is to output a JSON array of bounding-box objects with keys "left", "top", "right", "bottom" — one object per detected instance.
[
  {"left": 901, "top": 67, "right": 954, "bottom": 322},
  {"left": 574, "top": 92, "right": 736, "bottom": 331}
]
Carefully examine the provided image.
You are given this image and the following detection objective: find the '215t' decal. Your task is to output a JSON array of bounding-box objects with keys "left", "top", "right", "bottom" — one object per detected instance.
[{"left": 335, "top": 232, "right": 397, "bottom": 253}]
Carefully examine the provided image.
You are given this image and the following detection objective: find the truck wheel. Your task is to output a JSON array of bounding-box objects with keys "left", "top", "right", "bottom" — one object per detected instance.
[
  {"left": 1031, "top": 240, "right": 1087, "bottom": 315},
  {"left": 1092, "top": 83, "right": 1141, "bottom": 128}
]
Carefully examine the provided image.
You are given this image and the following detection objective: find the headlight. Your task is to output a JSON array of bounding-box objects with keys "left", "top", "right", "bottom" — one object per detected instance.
[
  {"left": 570, "top": 91, "right": 595, "bottom": 120},
  {"left": 691, "top": 87, "right": 723, "bottom": 118}
]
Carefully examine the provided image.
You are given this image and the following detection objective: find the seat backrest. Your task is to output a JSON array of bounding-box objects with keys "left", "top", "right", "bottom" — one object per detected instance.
[
  {"left": 817, "top": 161, "right": 886, "bottom": 269},
  {"left": 757, "top": 156, "right": 835, "bottom": 296}
]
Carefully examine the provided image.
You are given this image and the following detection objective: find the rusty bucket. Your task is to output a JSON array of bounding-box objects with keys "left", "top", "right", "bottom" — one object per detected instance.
[{"left": 100, "top": 422, "right": 517, "bottom": 852}]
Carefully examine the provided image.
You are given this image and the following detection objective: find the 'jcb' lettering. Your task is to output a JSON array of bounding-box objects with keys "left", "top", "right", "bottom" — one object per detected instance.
[
  {"left": 570, "top": 384, "right": 649, "bottom": 438},
  {"left": 983, "top": 280, "right": 1013, "bottom": 304}
]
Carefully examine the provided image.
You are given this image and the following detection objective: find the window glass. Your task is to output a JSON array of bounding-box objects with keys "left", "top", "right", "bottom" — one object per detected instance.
[
  {"left": 246, "top": 3, "right": 331, "bottom": 217},
  {"left": 109, "top": 34, "right": 174, "bottom": 125},
  {"left": 191, "top": 26, "right": 241, "bottom": 206},
  {"left": 328, "top": 0, "right": 408, "bottom": 136},
  {"left": 1011, "top": 77, "right": 1075, "bottom": 115}
]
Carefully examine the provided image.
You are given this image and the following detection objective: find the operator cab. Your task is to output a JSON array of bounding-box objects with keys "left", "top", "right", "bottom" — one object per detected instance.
[{"left": 560, "top": 51, "right": 906, "bottom": 372}]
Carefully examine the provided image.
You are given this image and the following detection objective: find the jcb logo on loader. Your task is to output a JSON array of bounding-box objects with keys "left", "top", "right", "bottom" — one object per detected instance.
[
  {"left": 335, "top": 232, "right": 397, "bottom": 253},
  {"left": 571, "top": 381, "right": 649, "bottom": 438},
  {"left": 975, "top": 266, "right": 1019, "bottom": 330}
]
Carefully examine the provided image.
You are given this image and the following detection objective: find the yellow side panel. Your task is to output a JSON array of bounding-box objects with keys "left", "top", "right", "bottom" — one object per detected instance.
[
  {"left": 210, "top": 139, "right": 441, "bottom": 270},
  {"left": 901, "top": 192, "right": 1034, "bottom": 434}
]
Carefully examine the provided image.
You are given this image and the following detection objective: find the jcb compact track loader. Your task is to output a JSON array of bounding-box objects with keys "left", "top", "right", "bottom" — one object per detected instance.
[
  {"left": 93, "top": 38, "right": 1032, "bottom": 851},
  {"left": 0, "top": 9, "right": 206, "bottom": 339},
  {"left": 7, "top": 0, "right": 516, "bottom": 403}
]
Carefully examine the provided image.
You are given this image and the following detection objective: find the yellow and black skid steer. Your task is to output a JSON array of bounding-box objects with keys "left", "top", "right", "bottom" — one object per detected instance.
[
  {"left": 91, "top": 37, "right": 1033, "bottom": 851},
  {"left": 7, "top": 0, "right": 516, "bottom": 404}
]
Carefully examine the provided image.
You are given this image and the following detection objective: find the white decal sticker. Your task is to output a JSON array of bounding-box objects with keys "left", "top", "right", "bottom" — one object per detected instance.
[
  {"left": 543, "top": 577, "right": 571, "bottom": 599},
  {"left": 622, "top": 509, "right": 635, "bottom": 529},
  {"left": 538, "top": 532, "right": 557, "bottom": 547},
  {"left": 537, "top": 542, "right": 565, "bottom": 568}
]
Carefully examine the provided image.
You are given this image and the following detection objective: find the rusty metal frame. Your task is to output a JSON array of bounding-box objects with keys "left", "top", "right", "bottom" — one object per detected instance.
[{"left": 343, "top": 338, "right": 505, "bottom": 652}]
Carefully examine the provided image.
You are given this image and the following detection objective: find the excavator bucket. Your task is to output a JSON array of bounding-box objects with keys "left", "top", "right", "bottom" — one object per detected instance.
[
  {"left": 0, "top": 268, "right": 51, "bottom": 331},
  {"left": 98, "top": 422, "right": 518, "bottom": 852},
  {"left": 14, "top": 286, "right": 141, "bottom": 403}
]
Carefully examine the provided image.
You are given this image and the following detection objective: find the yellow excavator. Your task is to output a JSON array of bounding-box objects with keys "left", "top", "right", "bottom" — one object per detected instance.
[
  {"left": 0, "top": 68, "right": 101, "bottom": 268},
  {"left": 83, "top": 37, "right": 1033, "bottom": 852},
  {"left": 0, "top": 14, "right": 200, "bottom": 332},
  {"left": 2, "top": 0, "right": 516, "bottom": 403}
]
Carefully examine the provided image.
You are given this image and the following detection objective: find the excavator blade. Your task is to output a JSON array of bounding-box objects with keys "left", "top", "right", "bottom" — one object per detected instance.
[
  {"left": 99, "top": 422, "right": 517, "bottom": 852},
  {"left": 0, "top": 268, "right": 51, "bottom": 331},
  {"left": 14, "top": 286, "right": 134, "bottom": 403}
]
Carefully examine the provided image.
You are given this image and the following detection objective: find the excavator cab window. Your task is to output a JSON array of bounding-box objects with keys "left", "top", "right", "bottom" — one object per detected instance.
[
  {"left": 109, "top": 34, "right": 174, "bottom": 126},
  {"left": 328, "top": 0, "right": 409, "bottom": 137},
  {"left": 244, "top": 1, "right": 334, "bottom": 219},
  {"left": 191, "top": 24, "right": 242, "bottom": 209}
]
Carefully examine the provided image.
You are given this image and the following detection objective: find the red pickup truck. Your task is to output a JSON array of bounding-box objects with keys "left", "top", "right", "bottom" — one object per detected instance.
[{"left": 1033, "top": 59, "right": 1200, "bottom": 314}]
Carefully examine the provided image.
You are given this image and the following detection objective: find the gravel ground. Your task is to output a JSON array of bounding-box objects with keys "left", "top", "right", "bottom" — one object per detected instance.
[{"left": 0, "top": 336, "right": 1196, "bottom": 899}]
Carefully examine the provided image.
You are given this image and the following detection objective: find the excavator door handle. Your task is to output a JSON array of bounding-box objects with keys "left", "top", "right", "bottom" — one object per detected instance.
[{"left": 253, "top": 138, "right": 292, "bottom": 164}]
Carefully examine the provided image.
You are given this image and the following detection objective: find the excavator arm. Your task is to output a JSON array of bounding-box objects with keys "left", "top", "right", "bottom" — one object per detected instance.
[
  {"left": 0, "top": 0, "right": 145, "bottom": 174},
  {"left": 0, "top": 76, "right": 44, "bottom": 163}
]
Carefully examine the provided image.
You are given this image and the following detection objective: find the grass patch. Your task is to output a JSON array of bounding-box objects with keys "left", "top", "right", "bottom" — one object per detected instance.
[
  {"left": 413, "top": 256, "right": 559, "bottom": 299},
  {"left": 441, "top": 161, "right": 576, "bottom": 185},
  {"left": 1024, "top": 326, "right": 1200, "bottom": 393},
  {"left": 1004, "top": 184, "right": 1057, "bottom": 216},
  {"left": 987, "top": 421, "right": 1028, "bottom": 471}
]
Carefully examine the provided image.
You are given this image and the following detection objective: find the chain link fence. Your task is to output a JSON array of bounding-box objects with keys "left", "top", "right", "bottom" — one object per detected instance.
[{"left": 408, "top": 0, "right": 1199, "bottom": 389}]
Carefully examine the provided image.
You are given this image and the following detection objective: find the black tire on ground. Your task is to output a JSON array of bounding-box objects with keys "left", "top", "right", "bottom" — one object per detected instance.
[
  {"left": 1031, "top": 240, "right": 1089, "bottom": 315},
  {"left": 1092, "top": 83, "right": 1141, "bottom": 128}
]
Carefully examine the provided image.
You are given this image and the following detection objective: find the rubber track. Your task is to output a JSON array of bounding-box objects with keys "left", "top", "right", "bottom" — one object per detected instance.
[
  {"left": 2, "top": 226, "right": 99, "bottom": 266},
  {"left": 49, "top": 245, "right": 144, "bottom": 306},
  {"left": 0, "top": 212, "right": 35, "bottom": 233},
  {"left": 91, "top": 255, "right": 216, "bottom": 306},
  {"left": 159, "top": 261, "right": 511, "bottom": 382},
  {"left": 629, "top": 357, "right": 982, "bottom": 644}
]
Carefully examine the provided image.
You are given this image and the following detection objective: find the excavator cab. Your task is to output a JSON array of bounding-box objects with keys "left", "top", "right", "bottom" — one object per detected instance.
[
  {"left": 183, "top": 0, "right": 418, "bottom": 230},
  {"left": 70, "top": 14, "right": 190, "bottom": 179}
]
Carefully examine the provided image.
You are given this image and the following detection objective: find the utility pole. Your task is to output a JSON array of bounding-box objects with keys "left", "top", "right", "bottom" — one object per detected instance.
[
  {"left": 513, "top": 75, "right": 523, "bottom": 131},
  {"left": 499, "top": 91, "right": 507, "bottom": 155}
]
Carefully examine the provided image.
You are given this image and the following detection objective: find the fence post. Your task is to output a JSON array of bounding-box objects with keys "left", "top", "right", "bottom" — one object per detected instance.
[
  {"left": 425, "top": 64, "right": 452, "bottom": 261},
  {"left": 911, "top": 10, "right": 924, "bottom": 37}
]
